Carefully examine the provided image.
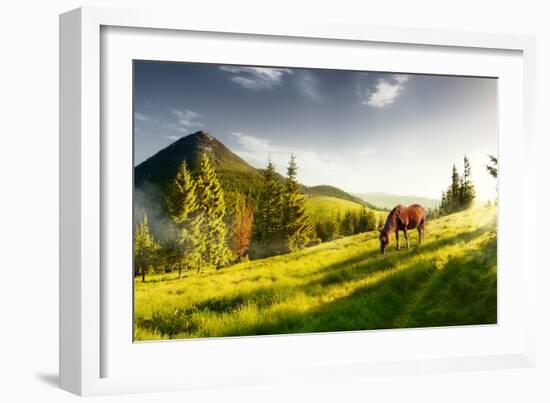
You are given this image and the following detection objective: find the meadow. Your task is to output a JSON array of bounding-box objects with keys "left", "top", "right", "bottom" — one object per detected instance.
[
  {"left": 304, "top": 195, "right": 365, "bottom": 219},
  {"left": 134, "top": 205, "right": 497, "bottom": 341}
]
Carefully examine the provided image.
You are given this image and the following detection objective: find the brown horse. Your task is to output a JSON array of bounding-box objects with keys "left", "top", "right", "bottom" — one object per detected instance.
[{"left": 379, "top": 204, "right": 426, "bottom": 254}]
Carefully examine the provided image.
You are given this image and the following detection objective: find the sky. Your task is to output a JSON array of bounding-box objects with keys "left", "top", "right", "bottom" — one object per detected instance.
[{"left": 134, "top": 61, "right": 498, "bottom": 201}]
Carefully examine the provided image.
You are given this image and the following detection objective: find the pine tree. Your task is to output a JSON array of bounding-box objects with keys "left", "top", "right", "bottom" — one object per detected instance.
[
  {"left": 134, "top": 213, "right": 159, "bottom": 282},
  {"left": 451, "top": 164, "right": 461, "bottom": 210},
  {"left": 356, "top": 207, "right": 369, "bottom": 233},
  {"left": 340, "top": 211, "right": 355, "bottom": 236},
  {"left": 232, "top": 194, "right": 254, "bottom": 260},
  {"left": 167, "top": 161, "right": 196, "bottom": 223},
  {"left": 282, "top": 155, "right": 314, "bottom": 251},
  {"left": 253, "top": 160, "right": 284, "bottom": 256},
  {"left": 181, "top": 213, "right": 207, "bottom": 273},
  {"left": 486, "top": 154, "right": 498, "bottom": 178},
  {"left": 195, "top": 153, "right": 233, "bottom": 269},
  {"left": 460, "top": 156, "right": 476, "bottom": 208},
  {"left": 165, "top": 161, "right": 205, "bottom": 275},
  {"left": 366, "top": 209, "right": 378, "bottom": 231},
  {"left": 441, "top": 191, "right": 448, "bottom": 214},
  {"left": 162, "top": 217, "right": 205, "bottom": 276},
  {"left": 439, "top": 157, "right": 477, "bottom": 216}
]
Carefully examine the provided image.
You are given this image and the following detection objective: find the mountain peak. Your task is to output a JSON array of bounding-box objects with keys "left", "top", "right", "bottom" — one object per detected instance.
[
  {"left": 188, "top": 130, "right": 212, "bottom": 140},
  {"left": 135, "top": 131, "right": 259, "bottom": 189}
]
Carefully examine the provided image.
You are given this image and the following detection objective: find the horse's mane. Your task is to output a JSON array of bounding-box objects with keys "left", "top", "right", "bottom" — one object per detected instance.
[{"left": 382, "top": 205, "right": 403, "bottom": 234}]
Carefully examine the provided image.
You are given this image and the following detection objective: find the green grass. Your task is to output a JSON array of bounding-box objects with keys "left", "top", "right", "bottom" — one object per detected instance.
[
  {"left": 134, "top": 206, "right": 497, "bottom": 341},
  {"left": 304, "top": 195, "right": 366, "bottom": 220}
]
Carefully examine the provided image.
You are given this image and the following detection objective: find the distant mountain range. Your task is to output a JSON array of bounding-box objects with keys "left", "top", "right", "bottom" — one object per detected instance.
[
  {"left": 135, "top": 131, "right": 370, "bottom": 206},
  {"left": 354, "top": 192, "right": 439, "bottom": 210}
]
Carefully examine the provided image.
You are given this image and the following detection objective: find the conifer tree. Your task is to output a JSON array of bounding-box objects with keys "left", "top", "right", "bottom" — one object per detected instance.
[
  {"left": 195, "top": 153, "right": 233, "bottom": 269},
  {"left": 134, "top": 213, "right": 159, "bottom": 282},
  {"left": 356, "top": 206, "right": 373, "bottom": 233},
  {"left": 486, "top": 154, "right": 498, "bottom": 179},
  {"left": 439, "top": 157, "right": 477, "bottom": 215},
  {"left": 315, "top": 218, "right": 338, "bottom": 242},
  {"left": 167, "top": 161, "right": 196, "bottom": 223},
  {"left": 282, "top": 155, "right": 314, "bottom": 251},
  {"left": 165, "top": 161, "right": 205, "bottom": 274},
  {"left": 460, "top": 156, "right": 476, "bottom": 208},
  {"left": 162, "top": 217, "right": 206, "bottom": 276},
  {"left": 450, "top": 164, "right": 461, "bottom": 210},
  {"left": 253, "top": 160, "right": 284, "bottom": 255},
  {"left": 366, "top": 209, "right": 378, "bottom": 231},
  {"left": 340, "top": 211, "right": 355, "bottom": 236},
  {"left": 440, "top": 191, "right": 448, "bottom": 213}
]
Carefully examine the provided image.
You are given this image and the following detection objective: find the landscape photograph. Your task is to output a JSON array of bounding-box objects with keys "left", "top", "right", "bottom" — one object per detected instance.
[{"left": 133, "top": 61, "right": 498, "bottom": 341}]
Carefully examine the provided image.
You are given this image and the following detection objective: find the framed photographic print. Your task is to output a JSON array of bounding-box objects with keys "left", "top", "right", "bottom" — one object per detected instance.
[{"left": 60, "top": 7, "right": 537, "bottom": 396}]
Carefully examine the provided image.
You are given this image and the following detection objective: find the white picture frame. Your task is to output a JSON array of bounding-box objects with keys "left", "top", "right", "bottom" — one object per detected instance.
[{"left": 59, "top": 6, "right": 537, "bottom": 396}]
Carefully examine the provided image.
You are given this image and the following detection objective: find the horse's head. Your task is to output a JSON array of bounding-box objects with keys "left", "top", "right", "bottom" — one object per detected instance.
[{"left": 379, "top": 230, "right": 390, "bottom": 254}]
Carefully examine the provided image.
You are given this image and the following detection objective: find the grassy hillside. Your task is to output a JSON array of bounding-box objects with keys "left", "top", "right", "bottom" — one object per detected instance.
[
  {"left": 355, "top": 192, "right": 439, "bottom": 209},
  {"left": 134, "top": 206, "right": 497, "bottom": 340},
  {"left": 304, "top": 195, "right": 364, "bottom": 220},
  {"left": 303, "top": 185, "right": 370, "bottom": 206}
]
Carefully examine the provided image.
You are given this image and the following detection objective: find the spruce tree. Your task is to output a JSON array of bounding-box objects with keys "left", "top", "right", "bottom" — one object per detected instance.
[
  {"left": 253, "top": 160, "right": 284, "bottom": 256},
  {"left": 460, "top": 156, "right": 476, "bottom": 208},
  {"left": 441, "top": 191, "right": 448, "bottom": 214},
  {"left": 486, "top": 154, "right": 498, "bottom": 178},
  {"left": 134, "top": 213, "right": 159, "bottom": 282},
  {"left": 166, "top": 161, "right": 205, "bottom": 274},
  {"left": 282, "top": 155, "right": 314, "bottom": 251},
  {"left": 340, "top": 211, "right": 354, "bottom": 236},
  {"left": 167, "top": 161, "right": 196, "bottom": 223},
  {"left": 450, "top": 164, "right": 461, "bottom": 210},
  {"left": 195, "top": 153, "right": 233, "bottom": 269},
  {"left": 356, "top": 207, "right": 369, "bottom": 233}
]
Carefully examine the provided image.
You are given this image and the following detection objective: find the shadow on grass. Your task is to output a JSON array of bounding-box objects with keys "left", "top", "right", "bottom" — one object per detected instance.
[
  {"left": 137, "top": 219, "right": 497, "bottom": 339},
  {"left": 303, "top": 220, "right": 496, "bottom": 290},
  {"left": 220, "top": 234, "right": 497, "bottom": 337}
]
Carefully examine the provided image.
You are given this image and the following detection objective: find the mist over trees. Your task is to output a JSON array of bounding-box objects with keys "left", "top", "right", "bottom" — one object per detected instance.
[
  {"left": 134, "top": 152, "right": 383, "bottom": 279},
  {"left": 134, "top": 213, "right": 160, "bottom": 282}
]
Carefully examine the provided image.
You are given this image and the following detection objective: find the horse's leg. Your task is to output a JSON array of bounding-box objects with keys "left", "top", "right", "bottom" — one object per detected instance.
[
  {"left": 403, "top": 228, "right": 409, "bottom": 248},
  {"left": 417, "top": 225, "right": 422, "bottom": 245},
  {"left": 395, "top": 230, "right": 400, "bottom": 250}
]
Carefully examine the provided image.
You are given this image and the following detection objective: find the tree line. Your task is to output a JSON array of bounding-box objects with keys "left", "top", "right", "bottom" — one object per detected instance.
[
  {"left": 315, "top": 208, "right": 379, "bottom": 243},
  {"left": 135, "top": 154, "right": 318, "bottom": 280},
  {"left": 251, "top": 155, "right": 316, "bottom": 258},
  {"left": 134, "top": 153, "right": 387, "bottom": 281},
  {"left": 438, "top": 156, "right": 476, "bottom": 215}
]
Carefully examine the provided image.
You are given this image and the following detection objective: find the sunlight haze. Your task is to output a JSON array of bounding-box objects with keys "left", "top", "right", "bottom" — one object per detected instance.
[{"left": 134, "top": 62, "right": 498, "bottom": 202}]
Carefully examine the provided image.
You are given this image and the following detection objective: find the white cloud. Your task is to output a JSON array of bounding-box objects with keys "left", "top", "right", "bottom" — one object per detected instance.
[
  {"left": 393, "top": 74, "right": 411, "bottom": 84},
  {"left": 295, "top": 71, "right": 323, "bottom": 103},
  {"left": 134, "top": 112, "right": 150, "bottom": 121},
  {"left": 163, "top": 135, "right": 183, "bottom": 141},
  {"left": 169, "top": 109, "right": 204, "bottom": 132},
  {"left": 229, "top": 132, "right": 370, "bottom": 191},
  {"left": 219, "top": 66, "right": 292, "bottom": 90},
  {"left": 358, "top": 74, "right": 412, "bottom": 108}
]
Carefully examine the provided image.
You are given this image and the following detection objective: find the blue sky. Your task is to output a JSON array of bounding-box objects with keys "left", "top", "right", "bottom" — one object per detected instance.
[{"left": 134, "top": 61, "right": 498, "bottom": 201}]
